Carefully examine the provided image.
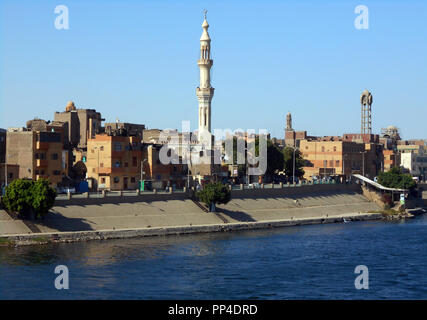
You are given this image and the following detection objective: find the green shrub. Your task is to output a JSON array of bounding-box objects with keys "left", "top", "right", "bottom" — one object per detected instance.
[{"left": 3, "top": 179, "right": 57, "bottom": 218}]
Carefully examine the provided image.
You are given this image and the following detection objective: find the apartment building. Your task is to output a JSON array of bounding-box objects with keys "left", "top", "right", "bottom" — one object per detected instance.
[
  {"left": 6, "top": 130, "right": 65, "bottom": 186},
  {"left": 87, "top": 134, "right": 143, "bottom": 191},
  {"left": 87, "top": 134, "right": 187, "bottom": 191}
]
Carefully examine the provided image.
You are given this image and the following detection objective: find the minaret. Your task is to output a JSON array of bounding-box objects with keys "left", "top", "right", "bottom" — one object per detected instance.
[{"left": 196, "top": 10, "right": 214, "bottom": 143}]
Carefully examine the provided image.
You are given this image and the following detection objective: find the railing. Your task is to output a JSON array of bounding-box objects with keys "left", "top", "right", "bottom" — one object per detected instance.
[{"left": 55, "top": 180, "right": 350, "bottom": 200}]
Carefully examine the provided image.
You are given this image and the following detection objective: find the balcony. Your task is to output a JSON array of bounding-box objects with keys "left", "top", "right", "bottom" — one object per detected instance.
[
  {"left": 36, "top": 174, "right": 48, "bottom": 180},
  {"left": 36, "top": 159, "right": 48, "bottom": 167},
  {"left": 36, "top": 141, "right": 49, "bottom": 150}
]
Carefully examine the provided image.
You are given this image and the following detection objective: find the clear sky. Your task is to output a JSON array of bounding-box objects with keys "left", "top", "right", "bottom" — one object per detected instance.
[{"left": 1, "top": 0, "right": 426, "bottom": 140}]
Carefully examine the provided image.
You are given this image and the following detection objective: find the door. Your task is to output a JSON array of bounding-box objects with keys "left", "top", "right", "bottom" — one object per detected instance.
[{"left": 123, "top": 177, "right": 128, "bottom": 190}]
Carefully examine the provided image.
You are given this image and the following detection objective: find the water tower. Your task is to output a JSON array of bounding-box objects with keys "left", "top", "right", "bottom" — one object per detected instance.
[{"left": 360, "top": 90, "right": 373, "bottom": 134}]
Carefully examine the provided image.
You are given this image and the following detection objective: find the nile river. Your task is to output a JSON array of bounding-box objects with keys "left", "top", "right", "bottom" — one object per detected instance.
[{"left": 1, "top": 214, "right": 426, "bottom": 299}]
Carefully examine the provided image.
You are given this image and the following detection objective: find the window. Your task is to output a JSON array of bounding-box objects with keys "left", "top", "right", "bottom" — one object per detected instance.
[
  {"left": 51, "top": 153, "right": 58, "bottom": 160},
  {"left": 8, "top": 173, "right": 13, "bottom": 179},
  {"left": 333, "top": 147, "right": 337, "bottom": 152},
  {"left": 92, "top": 168, "right": 95, "bottom": 173},
  {"left": 335, "top": 160, "right": 340, "bottom": 167},
  {"left": 156, "top": 174, "right": 161, "bottom": 180},
  {"left": 53, "top": 170, "right": 61, "bottom": 175},
  {"left": 114, "top": 177, "right": 120, "bottom": 183},
  {"left": 114, "top": 142, "right": 122, "bottom": 151},
  {"left": 115, "top": 161, "right": 121, "bottom": 168},
  {"left": 321, "top": 147, "right": 325, "bottom": 152},
  {"left": 131, "top": 177, "right": 136, "bottom": 183},
  {"left": 132, "top": 157, "right": 137, "bottom": 167},
  {"left": 101, "top": 178, "right": 106, "bottom": 184},
  {"left": 329, "top": 160, "right": 334, "bottom": 167},
  {"left": 100, "top": 146, "right": 104, "bottom": 151},
  {"left": 100, "top": 163, "right": 104, "bottom": 167},
  {"left": 125, "top": 162, "right": 128, "bottom": 168}
]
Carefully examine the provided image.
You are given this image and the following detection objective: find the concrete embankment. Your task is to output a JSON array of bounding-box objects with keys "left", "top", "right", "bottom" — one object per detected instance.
[{"left": 0, "top": 184, "right": 382, "bottom": 246}]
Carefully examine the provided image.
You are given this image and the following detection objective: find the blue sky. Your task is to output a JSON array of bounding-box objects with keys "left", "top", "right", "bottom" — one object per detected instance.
[{"left": 1, "top": 0, "right": 426, "bottom": 139}]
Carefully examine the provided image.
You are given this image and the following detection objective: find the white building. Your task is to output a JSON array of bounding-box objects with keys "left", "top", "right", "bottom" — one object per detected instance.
[{"left": 400, "top": 152, "right": 427, "bottom": 181}]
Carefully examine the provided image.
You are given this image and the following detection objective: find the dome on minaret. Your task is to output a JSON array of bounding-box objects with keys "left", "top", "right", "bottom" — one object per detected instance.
[{"left": 200, "top": 14, "right": 211, "bottom": 41}]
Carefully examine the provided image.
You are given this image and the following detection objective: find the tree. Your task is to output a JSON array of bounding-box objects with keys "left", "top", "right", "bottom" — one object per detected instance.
[
  {"left": 377, "top": 167, "right": 416, "bottom": 190},
  {"left": 197, "top": 182, "right": 231, "bottom": 212},
  {"left": 31, "top": 179, "right": 57, "bottom": 217},
  {"left": 2, "top": 179, "right": 33, "bottom": 215},
  {"left": 282, "top": 147, "right": 305, "bottom": 179},
  {"left": 3, "top": 178, "right": 57, "bottom": 219},
  {"left": 263, "top": 140, "right": 285, "bottom": 176}
]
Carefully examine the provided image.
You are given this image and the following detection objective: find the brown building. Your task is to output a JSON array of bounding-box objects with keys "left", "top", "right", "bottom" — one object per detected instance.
[
  {"left": 105, "top": 122, "right": 145, "bottom": 139},
  {"left": 383, "top": 149, "right": 400, "bottom": 171},
  {"left": 87, "top": 134, "right": 187, "bottom": 191},
  {"left": 0, "top": 128, "right": 6, "bottom": 164},
  {"left": 6, "top": 130, "right": 65, "bottom": 187},
  {"left": 87, "top": 134, "right": 143, "bottom": 191},
  {"left": 300, "top": 137, "right": 382, "bottom": 180},
  {"left": 54, "top": 101, "right": 104, "bottom": 149}
]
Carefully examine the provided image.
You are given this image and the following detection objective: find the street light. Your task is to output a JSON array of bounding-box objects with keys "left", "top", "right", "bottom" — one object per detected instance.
[
  {"left": 93, "top": 146, "right": 100, "bottom": 194},
  {"left": 140, "top": 158, "right": 148, "bottom": 191}
]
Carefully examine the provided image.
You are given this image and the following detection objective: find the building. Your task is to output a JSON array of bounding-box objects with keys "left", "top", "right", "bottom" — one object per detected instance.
[
  {"left": 400, "top": 152, "right": 427, "bottom": 181},
  {"left": 196, "top": 10, "right": 214, "bottom": 143},
  {"left": 142, "top": 144, "right": 187, "bottom": 189},
  {"left": 187, "top": 11, "right": 221, "bottom": 184},
  {"left": 104, "top": 122, "right": 145, "bottom": 139},
  {"left": 300, "top": 136, "right": 382, "bottom": 180},
  {"left": 86, "top": 134, "right": 187, "bottom": 190},
  {"left": 54, "top": 101, "right": 104, "bottom": 149},
  {"left": 0, "top": 128, "right": 6, "bottom": 164},
  {"left": 6, "top": 130, "right": 65, "bottom": 187},
  {"left": 86, "top": 134, "right": 143, "bottom": 191},
  {"left": 0, "top": 164, "right": 19, "bottom": 188},
  {"left": 301, "top": 139, "right": 363, "bottom": 180},
  {"left": 383, "top": 149, "right": 400, "bottom": 171}
]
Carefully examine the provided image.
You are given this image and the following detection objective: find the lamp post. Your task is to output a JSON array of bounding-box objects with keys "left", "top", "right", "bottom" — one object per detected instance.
[
  {"left": 93, "top": 146, "right": 100, "bottom": 194},
  {"left": 292, "top": 139, "right": 298, "bottom": 184},
  {"left": 140, "top": 158, "right": 148, "bottom": 191}
]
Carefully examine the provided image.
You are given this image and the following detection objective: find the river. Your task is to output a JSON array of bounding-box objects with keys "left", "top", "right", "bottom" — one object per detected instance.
[{"left": 1, "top": 214, "right": 426, "bottom": 299}]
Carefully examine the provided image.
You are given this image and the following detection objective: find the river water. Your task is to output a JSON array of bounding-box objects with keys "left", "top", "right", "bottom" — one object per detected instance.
[{"left": 1, "top": 214, "right": 426, "bottom": 299}]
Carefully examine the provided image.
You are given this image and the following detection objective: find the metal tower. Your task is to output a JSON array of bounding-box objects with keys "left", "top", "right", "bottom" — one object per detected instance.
[{"left": 360, "top": 90, "right": 373, "bottom": 134}]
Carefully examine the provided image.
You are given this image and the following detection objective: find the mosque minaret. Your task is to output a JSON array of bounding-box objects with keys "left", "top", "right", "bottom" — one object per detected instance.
[{"left": 196, "top": 10, "right": 214, "bottom": 142}]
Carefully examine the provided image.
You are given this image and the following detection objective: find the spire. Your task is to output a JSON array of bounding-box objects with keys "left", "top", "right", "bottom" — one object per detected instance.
[{"left": 200, "top": 9, "right": 210, "bottom": 41}]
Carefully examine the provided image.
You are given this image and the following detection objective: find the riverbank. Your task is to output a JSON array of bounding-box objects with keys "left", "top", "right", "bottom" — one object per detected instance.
[
  {"left": 0, "top": 184, "right": 386, "bottom": 246},
  {"left": 0, "top": 212, "right": 382, "bottom": 246}
]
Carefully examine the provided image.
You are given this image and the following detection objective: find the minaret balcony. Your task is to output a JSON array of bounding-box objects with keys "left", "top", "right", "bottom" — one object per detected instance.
[{"left": 197, "top": 59, "right": 213, "bottom": 66}]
